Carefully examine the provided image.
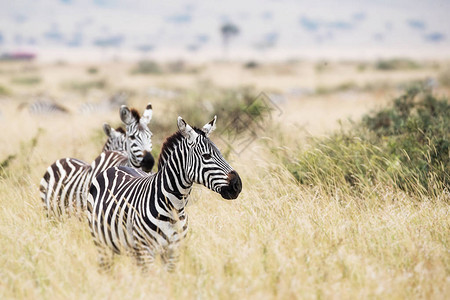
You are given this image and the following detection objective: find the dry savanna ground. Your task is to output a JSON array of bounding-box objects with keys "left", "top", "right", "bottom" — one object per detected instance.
[{"left": 0, "top": 59, "right": 449, "bottom": 299}]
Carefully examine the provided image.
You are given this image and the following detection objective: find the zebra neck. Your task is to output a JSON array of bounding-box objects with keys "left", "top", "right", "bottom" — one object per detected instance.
[
  {"left": 124, "top": 143, "right": 139, "bottom": 168},
  {"left": 124, "top": 136, "right": 136, "bottom": 167},
  {"left": 158, "top": 147, "right": 193, "bottom": 211},
  {"left": 127, "top": 159, "right": 139, "bottom": 169},
  {"left": 159, "top": 184, "right": 192, "bottom": 212}
]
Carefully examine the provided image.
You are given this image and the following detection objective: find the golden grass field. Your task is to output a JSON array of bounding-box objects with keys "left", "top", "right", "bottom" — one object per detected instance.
[{"left": 0, "top": 59, "right": 449, "bottom": 299}]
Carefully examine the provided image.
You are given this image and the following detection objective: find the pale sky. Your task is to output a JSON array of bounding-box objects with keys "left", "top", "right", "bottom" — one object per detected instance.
[{"left": 1, "top": 0, "right": 449, "bottom": 61}]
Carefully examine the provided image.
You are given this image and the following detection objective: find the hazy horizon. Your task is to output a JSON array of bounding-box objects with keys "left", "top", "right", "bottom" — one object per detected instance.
[{"left": 1, "top": 0, "right": 449, "bottom": 62}]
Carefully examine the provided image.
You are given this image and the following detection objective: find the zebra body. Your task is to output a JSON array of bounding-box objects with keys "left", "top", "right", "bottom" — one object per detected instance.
[
  {"left": 87, "top": 116, "right": 242, "bottom": 271},
  {"left": 40, "top": 104, "right": 154, "bottom": 219},
  {"left": 19, "top": 98, "right": 70, "bottom": 115},
  {"left": 41, "top": 158, "right": 91, "bottom": 217},
  {"left": 78, "top": 92, "right": 128, "bottom": 115}
]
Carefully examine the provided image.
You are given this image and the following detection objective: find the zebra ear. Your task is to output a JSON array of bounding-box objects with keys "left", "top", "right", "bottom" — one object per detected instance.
[
  {"left": 177, "top": 116, "right": 198, "bottom": 142},
  {"left": 202, "top": 115, "right": 217, "bottom": 137},
  {"left": 120, "top": 105, "right": 133, "bottom": 125},
  {"left": 103, "top": 123, "right": 112, "bottom": 137},
  {"left": 140, "top": 103, "right": 152, "bottom": 126}
]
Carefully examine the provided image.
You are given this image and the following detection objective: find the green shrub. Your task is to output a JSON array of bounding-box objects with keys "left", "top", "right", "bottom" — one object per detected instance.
[
  {"left": 87, "top": 67, "right": 98, "bottom": 74},
  {"left": 11, "top": 76, "right": 41, "bottom": 85},
  {"left": 357, "top": 62, "right": 368, "bottom": 72},
  {"left": 63, "top": 79, "right": 107, "bottom": 94},
  {"left": 375, "top": 59, "right": 420, "bottom": 71},
  {"left": 279, "top": 84, "right": 449, "bottom": 197},
  {"left": 315, "top": 81, "right": 357, "bottom": 95},
  {"left": 363, "top": 85, "right": 449, "bottom": 192},
  {"left": 0, "top": 85, "right": 10, "bottom": 95},
  {"left": 150, "top": 85, "right": 277, "bottom": 161},
  {"left": 315, "top": 61, "right": 329, "bottom": 73},
  {"left": 131, "top": 60, "right": 161, "bottom": 75},
  {"left": 244, "top": 61, "right": 259, "bottom": 69},
  {"left": 281, "top": 135, "right": 390, "bottom": 192}
]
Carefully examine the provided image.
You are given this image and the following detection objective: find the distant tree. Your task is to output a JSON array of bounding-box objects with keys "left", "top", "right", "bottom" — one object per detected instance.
[{"left": 220, "top": 22, "right": 240, "bottom": 58}]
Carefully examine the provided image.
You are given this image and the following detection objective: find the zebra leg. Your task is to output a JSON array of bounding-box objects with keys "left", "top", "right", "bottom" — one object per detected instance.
[
  {"left": 95, "top": 242, "right": 114, "bottom": 272},
  {"left": 134, "top": 246, "right": 155, "bottom": 273},
  {"left": 162, "top": 245, "right": 179, "bottom": 272}
]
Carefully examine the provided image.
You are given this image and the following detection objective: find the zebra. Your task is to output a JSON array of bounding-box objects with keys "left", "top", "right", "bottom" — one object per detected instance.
[
  {"left": 40, "top": 103, "right": 155, "bottom": 219},
  {"left": 19, "top": 99, "right": 70, "bottom": 115},
  {"left": 101, "top": 124, "right": 126, "bottom": 152},
  {"left": 78, "top": 92, "right": 128, "bottom": 115},
  {"left": 39, "top": 123, "right": 126, "bottom": 219},
  {"left": 87, "top": 116, "right": 242, "bottom": 271}
]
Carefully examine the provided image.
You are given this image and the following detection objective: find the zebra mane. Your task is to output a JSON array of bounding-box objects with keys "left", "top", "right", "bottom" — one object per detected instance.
[
  {"left": 157, "top": 127, "right": 205, "bottom": 170},
  {"left": 130, "top": 108, "right": 141, "bottom": 123},
  {"left": 115, "top": 127, "right": 125, "bottom": 134}
]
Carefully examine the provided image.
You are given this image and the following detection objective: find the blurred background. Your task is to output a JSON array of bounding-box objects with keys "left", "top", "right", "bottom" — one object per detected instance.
[
  {"left": 1, "top": 0, "right": 449, "bottom": 158},
  {"left": 1, "top": 0, "right": 449, "bottom": 62}
]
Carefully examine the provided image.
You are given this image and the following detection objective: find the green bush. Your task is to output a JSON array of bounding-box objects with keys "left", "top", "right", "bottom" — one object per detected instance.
[
  {"left": 150, "top": 85, "right": 277, "bottom": 161},
  {"left": 375, "top": 59, "right": 420, "bottom": 71},
  {"left": 315, "top": 61, "right": 330, "bottom": 73},
  {"left": 87, "top": 67, "right": 98, "bottom": 74},
  {"left": 11, "top": 76, "right": 41, "bottom": 85},
  {"left": 63, "top": 79, "right": 107, "bottom": 94},
  {"left": 131, "top": 60, "right": 161, "bottom": 75},
  {"left": 315, "top": 81, "right": 357, "bottom": 95},
  {"left": 279, "top": 84, "right": 449, "bottom": 197},
  {"left": 244, "top": 61, "right": 259, "bottom": 69},
  {"left": 0, "top": 84, "right": 10, "bottom": 95},
  {"left": 357, "top": 62, "right": 368, "bottom": 72}
]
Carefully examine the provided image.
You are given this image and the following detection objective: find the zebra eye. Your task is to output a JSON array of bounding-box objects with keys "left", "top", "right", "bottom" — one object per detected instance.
[{"left": 202, "top": 153, "right": 212, "bottom": 160}]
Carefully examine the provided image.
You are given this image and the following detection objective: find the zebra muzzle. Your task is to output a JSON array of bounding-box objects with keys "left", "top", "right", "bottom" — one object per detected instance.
[
  {"left": 141, "top": 151, "right": 155, "bottom": 173},
  {"left": 220, "top": 170, "right": 242, "bottom": 200}
]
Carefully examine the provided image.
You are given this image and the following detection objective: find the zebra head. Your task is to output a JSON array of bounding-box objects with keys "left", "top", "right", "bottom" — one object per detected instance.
[
  {"left": 120, "top": 103, "right": 154, "bottom": 172},
  {"left": 178, "top": 116, "right": 242, "bottom": 200},
  {"left": 102, "top": 123, "right": 126, "bottom": 152}
]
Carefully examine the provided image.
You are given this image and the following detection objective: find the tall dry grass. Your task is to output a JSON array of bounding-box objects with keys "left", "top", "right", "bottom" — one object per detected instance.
[
  {"left": 1, "top": 158, "right": 449, "bottom": 299},
  {"left": 0, "top": 61, "right": 449, "bottom": 299},
  {"left": 0, "top": 109, "right": 449, "bottom": 300}
]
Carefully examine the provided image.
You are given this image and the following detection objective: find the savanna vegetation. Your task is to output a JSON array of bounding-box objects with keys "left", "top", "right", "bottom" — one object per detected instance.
[
  {"left": 0, "top": 59, "right": 448, "bottom": 299},
  {"left": 278, "top": 84, "right": 449, "bottom": 197}
]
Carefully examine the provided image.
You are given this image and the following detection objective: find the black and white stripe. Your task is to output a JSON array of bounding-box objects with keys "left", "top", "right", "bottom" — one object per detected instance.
[
  {"left": 87, "top": 116, "right": 242, "bottom": 271},
  {"left": 19, "top": 99, "right": 70, "bottom": 115},
  {"left": 39, "top": 104, "right": 155, "bottom": 219},
  {"left": 78, "top": 92, "right": 127, "bottom": 115},
  {"left": 101, "top": 124, "right": 126, "bottom": 152}
]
